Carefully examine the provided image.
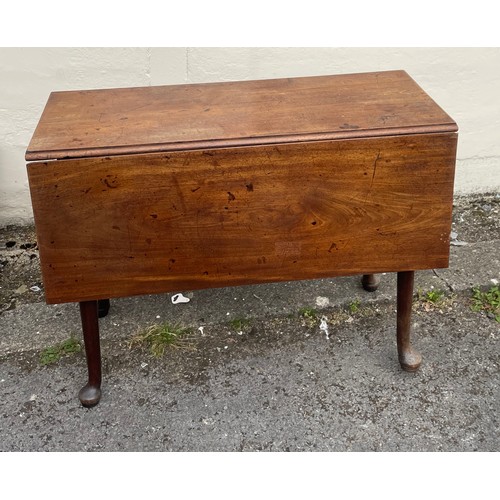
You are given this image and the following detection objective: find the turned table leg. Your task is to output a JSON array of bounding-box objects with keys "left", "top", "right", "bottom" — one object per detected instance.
[
  {"left": 362, "top": 274, "right": 380, "bottom": 292},
  {"left": 397, "top": 271, "right": 422, "bottom": 372},
  {"left": 98, "top": 298, "right": 110, "bottom": 318},
  {"left": 79, "top": 300, "right": 102, "bottom": 407}
]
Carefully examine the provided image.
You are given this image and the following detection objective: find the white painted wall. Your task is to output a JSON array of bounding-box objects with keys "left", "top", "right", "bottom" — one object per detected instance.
[{"left": 1, "top": 47, "right": 499, "bottom": 225}]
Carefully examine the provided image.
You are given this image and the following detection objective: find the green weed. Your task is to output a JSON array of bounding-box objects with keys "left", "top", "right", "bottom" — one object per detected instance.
[
  {"left": 415, "top": 289, "right": 455, "bottom": 313},
  {"left": 471, "top": 286, "right": 500, "bottom": 322},
  {"left": 349, "top": 299, "right": 361, "bottom": 314},
  {"left": 298, "top": 307, "right": 317, "bottom": 320},
  {"left": 421, "top": 289, "right": 445, "bottom": 303},
  {"left": 229, "top": 318, "right": 252, "bottom": 331},
  {"left": 40, "top": 336, "right": 81, "bottom": 366}
]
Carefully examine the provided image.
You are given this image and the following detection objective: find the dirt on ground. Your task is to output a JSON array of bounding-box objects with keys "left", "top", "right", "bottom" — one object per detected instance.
[{"left": 0, "top": 224, "right": 41, "bottom": 314}]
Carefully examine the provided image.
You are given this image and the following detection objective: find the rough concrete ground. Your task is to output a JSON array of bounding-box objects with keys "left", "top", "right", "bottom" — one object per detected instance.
[{"left": 0, "top": 194, "right": 499, "bottom": 451}]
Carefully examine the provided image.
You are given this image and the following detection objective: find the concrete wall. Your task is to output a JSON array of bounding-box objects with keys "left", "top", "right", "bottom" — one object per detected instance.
[{"left": 1, "top": 47, "right": 499, "bottom": 225}]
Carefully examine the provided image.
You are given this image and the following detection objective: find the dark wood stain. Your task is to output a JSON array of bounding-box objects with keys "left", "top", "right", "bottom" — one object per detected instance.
[
  {"left": 28, "top": 133, "right": 457, "bottom": 304},
  {"left": 25, "top": 71, "right": 457, "bottom": 161}
]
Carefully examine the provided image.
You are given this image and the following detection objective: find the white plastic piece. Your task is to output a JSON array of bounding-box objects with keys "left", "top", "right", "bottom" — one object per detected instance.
[
  {"left": 319, "top": 316, "right": 330, "bottom": 340},
  {"left": 171, "top": 293, "right": 190, "bottom": 304}
]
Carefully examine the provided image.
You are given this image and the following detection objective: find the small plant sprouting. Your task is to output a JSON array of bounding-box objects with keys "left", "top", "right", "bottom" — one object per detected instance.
[
  {"left": 415, "top": 288, "right": 449, "bottom": 312},
  {"left": 129, "top": 322, "right": 194, "bottom": 357},
  {"left": 425, "top": 290, "right": 445, "bottom": 303},
  {"left": 417, "top": 289, "right": 445, "bottom": 304},
  {"left": 298, "top": 307, "right": 319, "bottom": 328},
  {"left": 299, "top": 307, "right": 317, "bottom": 320},
  {"left": 471, "top": 286, "right": 500, "bottom": 323},
  {"left": 229, "top": 318, "right": 252, "bottom": 331},
  {"left": 349, "top": 299, "right": 361, "bottom": 314},
  {"left": 40, "top": 336, "right": 81, "bottom": 366}
]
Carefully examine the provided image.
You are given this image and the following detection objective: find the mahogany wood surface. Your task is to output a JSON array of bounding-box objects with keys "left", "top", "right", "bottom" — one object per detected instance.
[
  {"left": 25, "top": 70, "right": 457, "bottom": 161},
  {"left": 397, "top": 271, "right": 422, "bottom": 371},
  {"left": 28, "top": 133, "right": 457, "bottom": 304},
  {"left": 361, "top": 274, "right": 381, "bottom": 292},
  {"left": 78, "top": 300, "right": 101, "bottom": 407}
]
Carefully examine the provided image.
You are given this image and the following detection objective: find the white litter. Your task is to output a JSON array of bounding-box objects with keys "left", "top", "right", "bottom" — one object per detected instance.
[
  {"left": 316, "top": 296, "right": 330, "bottom": 308},
  {"left": 319, "top": 316, "right": 330, "bottom": 340},
  {"left": 450, "top": 231, "right": 467, "bottom": 246},
  {"left": 30, "top": 285, "right": 41, "bottom": 292},
  {"left": 198, "top": 326, "right": 205, "bottom": 336},
  {"left": 491, "top": 278, "right": 499, "bottom": 285},
  {"left": 15, "top": 284, "right": 28, "bottom": 294},
  {"left": 171, "top": 293, "right": 190, "bottom": 304}
]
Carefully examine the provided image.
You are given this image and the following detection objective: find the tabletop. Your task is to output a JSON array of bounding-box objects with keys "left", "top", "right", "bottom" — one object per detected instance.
[{"left": 26, "top": 70, "right": 457, "bottom": 161}]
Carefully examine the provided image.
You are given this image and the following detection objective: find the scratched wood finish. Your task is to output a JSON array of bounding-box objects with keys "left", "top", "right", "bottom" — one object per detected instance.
[
  {"left": 27, "top": 133, "right": 457, "bottom": 304},
  {"left": 26, "top": 70, "right": 457, "bottom": 161}
]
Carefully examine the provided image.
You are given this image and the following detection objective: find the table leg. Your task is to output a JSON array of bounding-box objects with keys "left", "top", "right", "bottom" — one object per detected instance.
[
  {"left": 397, "top": 271, "right": 422, "bottom": 372},
  {"left": 78, "top": 300, "right": 102, "bottom": 407},
  {"left": 98, "top": 298, "right": 110, "bottom": 318},
  {"left": 362, "top": 274, "right": 380, "bottom": 292}
]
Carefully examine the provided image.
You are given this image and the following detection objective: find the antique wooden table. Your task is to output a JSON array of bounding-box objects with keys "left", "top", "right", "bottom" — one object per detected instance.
[{"left": 26, "top": 70, "right": 458, "bottom": 406}]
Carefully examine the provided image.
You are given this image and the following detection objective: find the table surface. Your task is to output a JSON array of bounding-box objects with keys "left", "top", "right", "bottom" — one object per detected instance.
[
  {"left": 26, "top": 70, "right": 457, "bottom": 304},
  {"left": 26, "top": 70, "right": 457, "bottom": 161}
]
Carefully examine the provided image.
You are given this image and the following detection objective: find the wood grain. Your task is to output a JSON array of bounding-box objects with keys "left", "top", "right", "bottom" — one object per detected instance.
[
  {"left": 27, "top": 133, "right": 457, "bottom": 304},
  {"left": 25, "top": 71, "right": 457, "bottom": 161}
]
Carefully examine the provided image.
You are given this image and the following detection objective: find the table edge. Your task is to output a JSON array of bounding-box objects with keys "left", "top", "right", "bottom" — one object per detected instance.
[{"left": 25, "top": 123, "right": 458, "bottom": 161}]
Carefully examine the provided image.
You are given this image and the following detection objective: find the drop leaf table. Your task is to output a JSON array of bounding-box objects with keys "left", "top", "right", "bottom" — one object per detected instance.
[{"left": 26, "top": 70, "right": 458, "bottom": 406}]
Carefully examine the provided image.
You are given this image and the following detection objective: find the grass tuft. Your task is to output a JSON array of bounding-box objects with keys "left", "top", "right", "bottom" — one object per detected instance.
[
  {"left": 229, "top": 318, "right": 252, "bottom": 331},
  {"left": 129, "top": 322, "right": 194, "bottom": 356}
]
